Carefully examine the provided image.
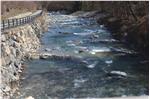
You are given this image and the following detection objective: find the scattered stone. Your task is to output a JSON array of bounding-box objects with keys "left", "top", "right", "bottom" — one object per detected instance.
[
  {"left": 25, "top": 96, "right": 35, "bottom": 99},
  {"left": 40, "top": 55, "right": 49, "bottom": 59},
  {"left": 29, "top": 52, "right": 40, "bottom": 59},
  {"left": 5, "top": 46, "right": 11, "bottom": 55},
  {"left": 1, "top": 34, "right": 6, "bottom": 42},
  {"left": 40, "top": 53, "right": 52, "bottom": 59},
  {"left": 3, "top": 86, "right": 11, "bottom": 92},
  {"left": 45, "top": 48, "right": 52, "bottom": 52},
  {"left": 18, "top": 69, "right": 22, "bottom": 73},
  {"left": 78, "top": 50, "right": 84, "bottom": 53},
  {"left": 106, "top": 71, "right": 127, "bottom": 78}
]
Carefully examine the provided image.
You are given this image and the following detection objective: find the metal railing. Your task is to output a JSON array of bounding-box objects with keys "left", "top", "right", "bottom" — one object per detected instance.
[{"left": 1, "top": 10, "right": 43, "bottom": 30}]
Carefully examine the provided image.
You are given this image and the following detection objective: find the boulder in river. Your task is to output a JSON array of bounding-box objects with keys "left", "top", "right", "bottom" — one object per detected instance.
[
  {"left": 45, "top": 48, "right": 52, "bottom": 52},
  {"left": 25, "top": 96, "right": 34, "bottom": 99},
  {"left": 40, "top": 53, "right": 52, "bottom": 59},
  {"left": 78, "top": 50, "right": 84, "bottom": 53},
  {"left": 106, "top": 71, "right": 127, "bottom": 78}
]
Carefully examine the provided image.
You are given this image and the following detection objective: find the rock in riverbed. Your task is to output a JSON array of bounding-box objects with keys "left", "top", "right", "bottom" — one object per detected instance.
[
  {"left": 25, "top": 96, "right": 34, "bottom": 99},
  {"left": 45, "top": 48, "right": 52, "bottom": 52},
  {"left": 106, "top": 71, "right": 127, "bottom": 78},
  {"left": 40, "top": 53, "right": 52, "bottom": 59}
]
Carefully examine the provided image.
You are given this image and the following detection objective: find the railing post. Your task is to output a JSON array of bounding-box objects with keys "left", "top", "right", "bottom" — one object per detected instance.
[
  {"left": 12, "top": 19, "right": 14, "bottom": 27},
  {"left": 16, "top": 19, "right": 18, "bottom": 26},
  {"left": 20, "top": 18, "right": 21, "bottom": 25},
  {"left": 23, "top": 18, "right": 24, "bottom": 24},
  {"left": 1, "top": 10, "right": 43, "bottom": 30},
  {"left": 26, "top": 17, "right": 28, "bottom": 22},
  {"left": 24, "top": 18, "right": 25, "bottom": 24},
  {"left": 29, "top": 16, "right": 31, "bottom": 22},
  {"left": 31, "top": 16, "right": 32, "bottom": 21},
  {"left": 24, "top": 17, "right": 25, "bottom": 23},
  {"left": 25, "top": 17, "right": 26, "bottom": 23},
  {"left": 27, "top": 16, "right": 29, "bottom": 22},
  {"left": 22, "top": 18, "right": 24, "bottom": 24},
  {"left": 27, "top": 17, "right": 28, "bottom": 22},
  {"left": 8, "top": 20, "right": 10, "bottom": 28},
  {"left": 2, "top": 20, "right": 5, "bottom": 30},
  {"left": 28, "top": 16, "right": 29, "bottom": 22}
]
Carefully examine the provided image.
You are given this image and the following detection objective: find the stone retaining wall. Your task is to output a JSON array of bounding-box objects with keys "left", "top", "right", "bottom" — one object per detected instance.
[{"left": 1, "top": 13, "right": 48, "bottom": 98}]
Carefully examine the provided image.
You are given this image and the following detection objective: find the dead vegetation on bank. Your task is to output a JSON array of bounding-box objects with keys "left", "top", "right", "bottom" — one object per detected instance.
[{"left": 1, "top": 1, "right": 41, "bottom": 20}]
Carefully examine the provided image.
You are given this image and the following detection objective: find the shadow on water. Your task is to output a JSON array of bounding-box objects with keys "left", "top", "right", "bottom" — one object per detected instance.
[{"left": 14, "top": 12, "right": 149, "bottom": 99}]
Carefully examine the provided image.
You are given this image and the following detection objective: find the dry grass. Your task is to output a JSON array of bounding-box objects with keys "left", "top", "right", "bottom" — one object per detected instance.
[{"left": 1, "top": 1, "right": 39, "bottom": 20}]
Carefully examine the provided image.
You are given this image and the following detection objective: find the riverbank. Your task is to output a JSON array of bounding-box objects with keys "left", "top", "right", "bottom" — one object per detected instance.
[
  {"left": 71, "top": 10, "right": 149, "bottom": 59},
  {"left": 1, "top": 12, "right": 48, "bottom": 98},
  {"left": 97, "top": 13, "right": 148, "bottom": 59}
]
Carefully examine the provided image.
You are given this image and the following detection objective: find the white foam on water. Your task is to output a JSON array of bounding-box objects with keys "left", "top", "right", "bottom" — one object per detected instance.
[
  {"left": 105, "top": 60, "right": 113, "bottom": 64},
  {"left": 112, "top": 47, "right": 135, "bottom": 54},
  {"left": 67, "top": 43, "right": 76, "bottom": 47},
  {"left": 89, "top": 47, "right": 111, "bottom": 55},
  {"left": 75, "top": 46, "right": 88, "bottom": 50},
  {"left": 84, "top": 29, "right": 96, "bottom": 33},
  {"left": 100, "top": 25, "right": 104, "bottom": 28},
  {"left": 101, "top": 39, "right": 117, "bottom": 42},
  {"left": 73, "top": 78, "right": 87, "bottom": 88},
  {"left": 74, "top": 50, "right": 79, "bottom": 54},
  {"left": 73, "top": 32, "right": 93, "bottom": 36},
  {"left": 87, "top": 61, "right": 98, "bottom": 69}
]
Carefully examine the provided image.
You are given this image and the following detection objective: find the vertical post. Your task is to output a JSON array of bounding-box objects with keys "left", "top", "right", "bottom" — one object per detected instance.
[
  {"left": 8, "top": 20, "right": 10, "bottom": 28},
  {"left": 25, "top": 17, "right": 26, "bottom": 23},
  {"left": 23, "top": 18, "right": 25, "bottom": 23},
  {"left": 24, "top": 18, "right": 25, "bottom": 24},
  {"left": 28, "top": 16, "right": 29, "bottom": 22},
  {"left": 16, "top": 19, "right": 18, "bottom": 26},
  {"left": 12, "top": 19, "right": 14, "bottom": 27},
  {"left": 26, "top": 17, "right": 27, "bottom": 23},
  {"left": 29, "top": 16, "right": 31, "bottom": 22},
  {"left": 23, "top": 18, "right": 24, "bottom": 24},
  {"left": 22, "top": 18, "right": 23, "bottom": 24},
  {"left": 2, "top": 20, "right": 5, "bottom": 30},
  {"left": 20, "top": 18, "right": 21, "bottom": 25},
  {"left": 27, "top": 16, "right": 29, "bottom": 22},
  {"left": 30, "top": 16, "right": 31, "bottom": 21}
]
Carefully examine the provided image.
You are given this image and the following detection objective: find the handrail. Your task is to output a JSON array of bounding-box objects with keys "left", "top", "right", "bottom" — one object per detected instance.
[{"left": 1, "top": 10, "right": 43, "bottom": 31}]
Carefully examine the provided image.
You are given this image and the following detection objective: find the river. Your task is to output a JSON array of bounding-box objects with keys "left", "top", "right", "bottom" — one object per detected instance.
[{"left": 14, "top": 12, "right": 148, "bottom": 99}]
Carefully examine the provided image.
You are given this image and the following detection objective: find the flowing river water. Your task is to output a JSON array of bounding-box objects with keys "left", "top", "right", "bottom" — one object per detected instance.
[{"left": 14, "top": 12, "right": 148, "bottom": 99}]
